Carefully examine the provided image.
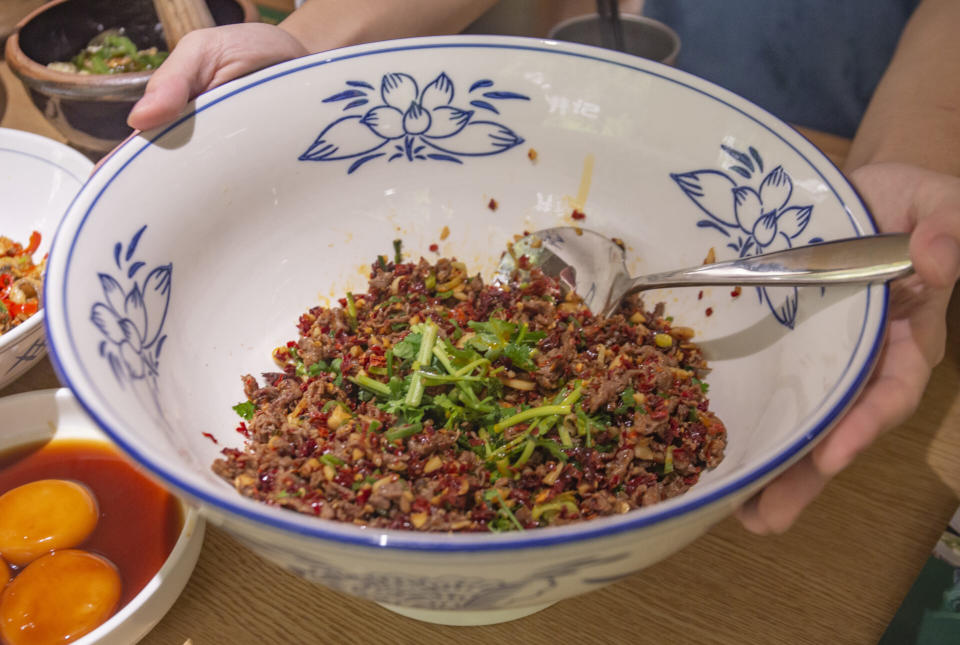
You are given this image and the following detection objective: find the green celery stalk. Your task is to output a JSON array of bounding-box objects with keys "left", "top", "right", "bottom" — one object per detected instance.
[
  {"left": 385, "top": 423, "right": 422, "bottom": 441},
  {"left": 404, "top": 321, "right": 438, "bottom": 407},
  {"left": 345, "top": 292, "right": 358, "bottom": 322},
  {"left": 493, "top": 405, "right": 571, "bottom": 433},
  {"left": 348, "top": 374, "right": 391, "bottom": 397},
  {"left": 432, "top": 343, "right": 457, "bottom": 374},
  {"left": 454, "top": 358, "right": 488, "bottom": 377},
  {"left": 513, "top": 439, "right": 537, "bottom": 468}
]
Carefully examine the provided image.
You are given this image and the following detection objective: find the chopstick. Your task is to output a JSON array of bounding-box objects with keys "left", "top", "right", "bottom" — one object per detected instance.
[{"left": 596, "top": 0, "right": 626, "bottom": 52}]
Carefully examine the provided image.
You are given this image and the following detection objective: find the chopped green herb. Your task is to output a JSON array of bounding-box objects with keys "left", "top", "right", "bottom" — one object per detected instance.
[
  {"left": 391, "top": 333, "right": 421, "bottom": 360},
  {"left": 385, "top": 423, "right": 423, "bottom": 441},
  {"left": 308, "top": 360, "right": 330, "bottom": 376},
  {"left": 345, "top": 292, "right": 357, "bottom": 322},
  {"left": 483, "top": 489, "right": 524, "bottom": 532},
  {"left": 404, "top": 322, "right": 438, "bottom": 407},
  {"left": 319, "top": 454, "right": 345, "bottom": 467},
  {"left": 330, "top": 357, "right": 343, "bottom": 387},
  {"left": 494, "top": 404, "right": 571, "bottom": 433},
  {"left": 348, "top": 373, "right": 392, "bottom": 398},
  {"left": 232, "top": 401, "right": 256, "bottom": 420}
]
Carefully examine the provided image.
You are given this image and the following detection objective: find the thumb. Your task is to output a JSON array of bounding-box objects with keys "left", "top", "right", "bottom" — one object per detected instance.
[
  {"left": 910, "top": 205, "right": 960, "bottom": 290},
  {"left": 127, "top": 29, "right": 222, "bottom": 131}
]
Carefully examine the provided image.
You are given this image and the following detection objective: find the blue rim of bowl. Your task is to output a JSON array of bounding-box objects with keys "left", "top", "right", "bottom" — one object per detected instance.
[{"left": 46, "top": 36, "right": 888, "bottom": 552}]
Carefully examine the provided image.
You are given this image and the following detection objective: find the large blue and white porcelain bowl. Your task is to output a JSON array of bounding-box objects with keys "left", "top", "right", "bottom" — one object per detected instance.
[{"left": 44, "top": 36, "right": 885, "bottom": 625}]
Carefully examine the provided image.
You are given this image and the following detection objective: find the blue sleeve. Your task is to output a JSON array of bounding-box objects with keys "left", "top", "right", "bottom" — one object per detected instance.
[{"left": 642, "top": 0, "right": 918, "bottom": 137}]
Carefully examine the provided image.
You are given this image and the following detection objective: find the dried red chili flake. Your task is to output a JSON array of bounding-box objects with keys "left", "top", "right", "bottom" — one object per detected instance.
[
  {"left": 338, "top": 297, "right": 347, "bottom": 307},
  {"left": 202, "top": 432, "right": 219, "bottom": 444},
  {"left": 697, "top": 290, "right": 703, "bottom": 300},
  {"left": 571, "top": 209, "right": 586, "bottom": 220},
  {"left": 235, "top": 422, "right": 250, "bottom": 438},
  {"left": 705, "top": 307, "right": 714, "bottom": 317},
  {"left": 299, "top": 439, "right": 317, "bottom": 458},
  {"left": 428, "top": 243, "right": 439, "bottom": 253},
  {"left": 517, "top": 255, "right": 531, "bottom": 269},
  {"left": 488, "top": 198, "right": 498, "bottom": 211},
  {"left": 730, "top": 286, "right": 742, "bottom": 298}
]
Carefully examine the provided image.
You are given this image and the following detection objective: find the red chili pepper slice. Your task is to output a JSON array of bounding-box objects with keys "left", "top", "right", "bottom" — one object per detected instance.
[{"left": 24, "top": 231, "right": 41, "bottom": 256}]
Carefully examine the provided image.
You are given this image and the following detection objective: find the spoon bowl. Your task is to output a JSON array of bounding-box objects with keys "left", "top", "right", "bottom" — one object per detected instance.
[{"left": 496, "top": 227, "right": 913, "bottom": 316}]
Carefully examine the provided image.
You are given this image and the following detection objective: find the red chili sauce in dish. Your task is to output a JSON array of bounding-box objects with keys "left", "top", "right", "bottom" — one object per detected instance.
[{"left": 0, "top": 440, "right": 181, "bottom": 645}]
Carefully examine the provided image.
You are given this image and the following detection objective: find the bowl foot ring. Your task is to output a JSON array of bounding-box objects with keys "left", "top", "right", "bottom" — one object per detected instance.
[{"left": 376, "top": 601, "right": 554, "bottom": 625}]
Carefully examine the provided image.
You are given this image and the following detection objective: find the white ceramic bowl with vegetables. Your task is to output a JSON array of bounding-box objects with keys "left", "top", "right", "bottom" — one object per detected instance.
[
  {"left": 44, "top": 36, "right": 885, "bottom": 625},
  {"left": 0, "top": 128, "right": 91, "bottom": 390}
]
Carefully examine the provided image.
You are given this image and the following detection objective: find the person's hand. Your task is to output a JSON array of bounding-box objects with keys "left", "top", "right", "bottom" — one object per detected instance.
[
  {"left": 737, "top": 162, "right": 960, "bottom": 534},
  {"left": 127, "top": 23, "right": 307, "bottom": 131}
]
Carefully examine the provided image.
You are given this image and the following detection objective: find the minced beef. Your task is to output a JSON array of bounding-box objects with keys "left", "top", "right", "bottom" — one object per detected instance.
[{"left": 212, "top": 252, "right": 727, "bottom": 532}]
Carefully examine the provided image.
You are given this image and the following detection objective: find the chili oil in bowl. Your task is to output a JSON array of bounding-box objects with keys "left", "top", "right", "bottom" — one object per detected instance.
[{"left": 0, "top": 388, "right": 204, "bottom": 644}]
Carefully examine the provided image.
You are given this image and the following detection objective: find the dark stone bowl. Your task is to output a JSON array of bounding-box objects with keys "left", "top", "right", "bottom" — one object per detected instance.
[{"left": 5, "top": 0, "right": 259, "bottom": 159}]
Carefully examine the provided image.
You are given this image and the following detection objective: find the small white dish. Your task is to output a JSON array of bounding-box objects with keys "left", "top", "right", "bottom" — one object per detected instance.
[
  {"left": 0, "top": 388, "right": 204, "bottom": 644},
  {"left": 0, "top": 128, "right": 91, "bottom": 389}
]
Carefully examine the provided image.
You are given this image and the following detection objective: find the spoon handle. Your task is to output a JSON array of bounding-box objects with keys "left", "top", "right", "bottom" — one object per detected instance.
[{"left": 631, "top": 233, "right": 913, "bottom": 291}]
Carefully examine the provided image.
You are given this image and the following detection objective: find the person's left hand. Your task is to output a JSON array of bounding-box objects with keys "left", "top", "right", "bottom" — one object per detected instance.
[
  {"left": 737, "top": 162, "right": 960, "bottom": 534},
  {"left": 128, "top": 23, "right": 307, "bottom": 131}
]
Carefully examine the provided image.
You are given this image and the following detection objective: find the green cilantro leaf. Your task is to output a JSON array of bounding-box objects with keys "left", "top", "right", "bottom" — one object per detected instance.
[
  {"left": 390, "top": 333, "right": 422, "bottom": 360},
  {"left": 232, "top": 401, "right": 256, "bottom": 420}
]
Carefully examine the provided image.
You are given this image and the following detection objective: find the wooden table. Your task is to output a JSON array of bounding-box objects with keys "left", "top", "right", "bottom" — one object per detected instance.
[{"left": 1, "top": 53, "right": 958, "bottom": 644}]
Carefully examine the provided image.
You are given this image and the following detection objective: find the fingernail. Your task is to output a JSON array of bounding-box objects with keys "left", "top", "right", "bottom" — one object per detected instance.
[{"left": 929, "top": 235, "right": 960, "bottom": 286}]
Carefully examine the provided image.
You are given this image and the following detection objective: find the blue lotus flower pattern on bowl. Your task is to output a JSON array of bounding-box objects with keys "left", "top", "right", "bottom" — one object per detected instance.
[
  {"left": 235, "top": 531, "right": 626, "bottom": 610},
  {"left": 671, "top": 145, "right": 824, "bottom": 329},
  {"left": 6, "top": 338, "right": 45, "bottom": 375},
  {"left": 90, "top": 225, "right": 171, "bottom": 420},
  {"left": 299, "top": 72, "right": 528, "bottom": 173}
]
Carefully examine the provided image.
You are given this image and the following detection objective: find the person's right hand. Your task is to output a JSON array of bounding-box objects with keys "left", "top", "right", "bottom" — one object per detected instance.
[
  {"left": 737, "top": 162, "right": 960, "bottom": 534},
  {"left": 127, "top": 23, "right": 307, "bottom": 131}
]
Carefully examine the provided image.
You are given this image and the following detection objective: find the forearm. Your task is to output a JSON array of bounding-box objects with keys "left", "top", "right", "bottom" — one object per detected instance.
[
  {"left": 846, "top": 0, "right": 960, "bottom": 175},
  {"left": 279, "top": 0, "right": 498, "bottom": 54}
]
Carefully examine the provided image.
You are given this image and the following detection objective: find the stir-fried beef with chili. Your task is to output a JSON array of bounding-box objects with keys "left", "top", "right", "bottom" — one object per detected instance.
[
  {"left": 0, "top": 232, "right": 44, "bottom": 335},
  {"left": 213, "top": 250, "right": 727, "bottom": 532}
]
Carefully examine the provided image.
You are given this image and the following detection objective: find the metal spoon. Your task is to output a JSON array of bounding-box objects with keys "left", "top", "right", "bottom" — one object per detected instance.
[{"left": 495, "top": 227, "right": 912, "bottom": 316}]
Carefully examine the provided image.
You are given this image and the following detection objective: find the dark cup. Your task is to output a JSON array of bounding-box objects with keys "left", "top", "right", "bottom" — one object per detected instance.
[{"left": 548, "top": 13, "right": 680, "bottom": 65}]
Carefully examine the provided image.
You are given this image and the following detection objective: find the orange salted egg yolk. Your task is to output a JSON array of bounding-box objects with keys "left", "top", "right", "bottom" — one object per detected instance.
[
  {"left": 0, "top": 480, "right": 99, "bottom": 567},
  {"left": 0, "top": 549, "right": 121, "bottom": 645}
]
